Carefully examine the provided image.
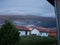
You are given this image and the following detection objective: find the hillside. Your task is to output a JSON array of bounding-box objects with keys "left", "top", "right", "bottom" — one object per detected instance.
[{"left": 0, "top": 15, "right": 57, "bottom": 28}]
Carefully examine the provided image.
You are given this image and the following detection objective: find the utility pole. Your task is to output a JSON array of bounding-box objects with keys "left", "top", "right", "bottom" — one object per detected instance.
[{"left": 55, "top": 0, "right": 60, "bottom": 45}]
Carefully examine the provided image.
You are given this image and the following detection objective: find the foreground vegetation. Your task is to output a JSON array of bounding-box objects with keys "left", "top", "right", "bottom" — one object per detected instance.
[
  {"left": 0, "top": 20, "right": 57, "bottom": 45},
  {"left": 19, "top": 36, "right": 57, "bottom": 45},
  {"left": 0, "top": 20, "right": 19, "bottom": 45}
]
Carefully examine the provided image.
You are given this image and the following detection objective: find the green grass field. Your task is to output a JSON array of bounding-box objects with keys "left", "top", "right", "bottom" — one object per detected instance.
[{"left": 19, "top": 36, "right": 57, "bottom": 45}]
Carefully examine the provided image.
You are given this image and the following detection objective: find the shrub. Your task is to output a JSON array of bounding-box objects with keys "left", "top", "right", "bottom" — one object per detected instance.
[{"left": 0, "top": 20, "right": 19, "bottom": 45}]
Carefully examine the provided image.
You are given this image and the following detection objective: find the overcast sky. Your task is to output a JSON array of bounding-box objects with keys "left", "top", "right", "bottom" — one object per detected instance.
[{"left": 0, "top": 0, "right": 55, "bottom": 17}]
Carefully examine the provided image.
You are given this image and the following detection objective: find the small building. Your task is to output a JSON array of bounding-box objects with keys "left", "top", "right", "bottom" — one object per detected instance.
[
  {"left": 16, "top": 26, "right": 57, "bottom": 37},
  {"left": 16, "top": 26, "right": 32, "bottom": 36},
  {"left": 48, "top": 30, "right": 57, "bottom": 37},
  {"left": 31, "top": 27, "right": 48, "bottom": 37}
]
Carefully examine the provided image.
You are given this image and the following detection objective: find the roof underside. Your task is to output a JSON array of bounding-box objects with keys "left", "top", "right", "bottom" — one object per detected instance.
[{"left": 47, "top": 0, "right": 55, "bottom": 6}]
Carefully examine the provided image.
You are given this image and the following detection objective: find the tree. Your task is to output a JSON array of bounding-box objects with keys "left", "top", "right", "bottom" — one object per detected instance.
[{"left": 0, "top": 20, "right": 19, "bottom": 45}]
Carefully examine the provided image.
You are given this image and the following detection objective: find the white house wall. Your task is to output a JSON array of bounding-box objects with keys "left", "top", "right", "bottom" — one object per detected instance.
[
  {"left": 40, "top": 32, "right": 48, "bottom": 37},
  {"left": 27, "top": 31, "right": 30, "bottom": 35},
  {"left": 18, "top": 31, "right": 30, "bottom": 36},
  {"left": 18, "top": 29, "right": 48, "bottom": 37},
  {"left": 31, "top": 29, "right": 48, "bottom": 37},
  {"left": 31, "top": 29, "right": 40, "bottom": 35},
  {"left": 18, "top": 31, "right": 25, "bottom": 36}
]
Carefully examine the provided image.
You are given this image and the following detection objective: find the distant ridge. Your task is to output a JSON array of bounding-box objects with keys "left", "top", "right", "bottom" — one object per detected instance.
[{"left": 0, "top": 15, "right": 56, "bottom": 28}]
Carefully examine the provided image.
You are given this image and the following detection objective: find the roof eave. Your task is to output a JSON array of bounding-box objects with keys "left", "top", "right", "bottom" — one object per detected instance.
[{"left": 47, "top": 0, "right": 55, "bottom": 6}]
